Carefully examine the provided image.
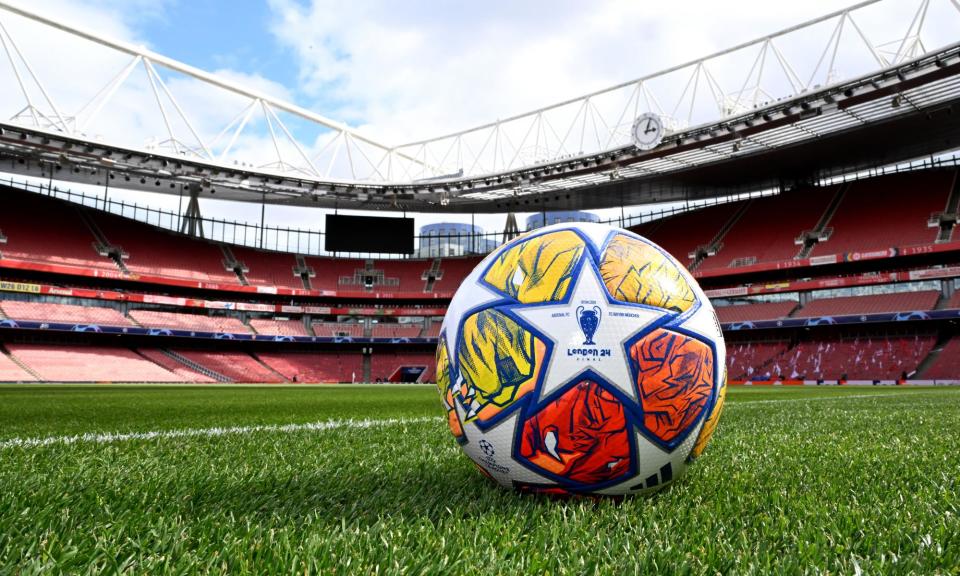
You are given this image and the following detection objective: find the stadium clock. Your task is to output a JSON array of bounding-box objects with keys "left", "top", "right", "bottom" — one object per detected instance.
[{"left": 631, "top": 113, "right": 664, "bottom": 150}]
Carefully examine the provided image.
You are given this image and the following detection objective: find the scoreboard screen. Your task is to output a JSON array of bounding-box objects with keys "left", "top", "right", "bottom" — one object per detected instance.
[{"left": 324, "top": 214, "right": 415, "bottom": 254}]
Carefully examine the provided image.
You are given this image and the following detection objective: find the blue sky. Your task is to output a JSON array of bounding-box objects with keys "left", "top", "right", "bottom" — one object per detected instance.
[{"left": 131, "top": 1, "right": 300, "bottom": 95}]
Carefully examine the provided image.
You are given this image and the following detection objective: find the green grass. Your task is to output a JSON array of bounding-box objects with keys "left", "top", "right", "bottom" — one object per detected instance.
[{"left": 0, "top": 384, "right": 957, "bottom": 574}]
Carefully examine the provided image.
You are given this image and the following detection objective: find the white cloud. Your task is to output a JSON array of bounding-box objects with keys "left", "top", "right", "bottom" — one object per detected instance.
[{"left": 266, "top": 0, "right": 958, "bottom": 144}]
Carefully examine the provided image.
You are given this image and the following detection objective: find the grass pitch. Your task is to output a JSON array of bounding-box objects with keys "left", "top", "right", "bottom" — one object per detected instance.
[{"left": 0, "top": 384, "right": 957, "bottom": 574}]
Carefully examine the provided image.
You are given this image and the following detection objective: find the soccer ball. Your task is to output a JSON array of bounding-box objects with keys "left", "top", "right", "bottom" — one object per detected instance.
[{"left": 435, "top": 222, "right": 726, "bottom": 496}]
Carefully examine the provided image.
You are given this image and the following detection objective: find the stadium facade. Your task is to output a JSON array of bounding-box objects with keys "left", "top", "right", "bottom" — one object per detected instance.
[{"left": 0, "top": 0, "right": 959, "bottom": 384}]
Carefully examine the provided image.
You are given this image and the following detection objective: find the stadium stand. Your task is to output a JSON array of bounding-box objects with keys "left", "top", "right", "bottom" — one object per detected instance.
[
  {"left": 698, "top": 187, "right": 837, "bottom": 270},
  {"left": 137, "top": 349, "right": 216, "bottom": 383},
  {"left": 429, "top": 257, "right": 481, "bottom": 293},
  {"left": 173, "top": 350, "right": 282, "bottom": 383},
  {"left": 922, "top": 336, "right": 960, "bottom": 380},
  {"left": 726, "top": 340, "right": 791, "bottom": 381},
  {"left": 305, "top": 257, "right": 365, "bottom": 292},
  {"left": 6, "top": 344, "right": 182, "bottom": 382},
  {"left": 0, "top": 300, "right": 133, "bottom": 326},
  {"left": 775, "top": 334, "right": 936, "bottom": 380},
  {"left": 945, "top": 291, "right": 960, "bottom": 309},
  {"left": 312, "top": 322, "right": 363, "bottom": 338},
  {"left": 232, "top": 247, "right": 304, "bottom": 291},
  {"left": 810, "top": 171, "right": 956, "bottom": 255},
  {"left": 370, "top": 351, "right": 433, "bottom": 382},
  {"left": 0, "top": 187, "right": 118, "bottom": 271},
  {"left": 129, "top": 310, "right": 249, "bottom": 333},
  {"left": 715, "top": 301, "right": 799, "bottom": 323},
  {"left": 2, "top": 170, "right": 960, "bottom": 384},
  {"left": 0, "top": 347, "right": 37, "bottom": 381},
  {"left": 794, "top": 291, "right": 939, "bottom": 317},
  {"left": 256, "top": 351, "right": 363, "bottom": 383},
  {"left": 370, "top": 323, "right": 422, "bottom": 339},
  {"left": 90, "top": 211, "right": 239, "bottom": 283},
  {"left": 249, "top": 318, "right": 310, "bottom": 337},
  {"left": 377, "top": 260, "right": 427, "bottom": 293},
  {"left": 631, "top": 202, "right": 743, "bottom": 267},
  {"left": 424, "top": 322, "right": 442, "bottom": 338}
]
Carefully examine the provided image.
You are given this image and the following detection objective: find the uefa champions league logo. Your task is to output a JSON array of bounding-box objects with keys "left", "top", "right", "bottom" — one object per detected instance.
[
  {"left": 576, "top": 305, "right": 602, "bottom": 345},
  {"left": 568, "top": 304, "right": 610, "bottom": 360}
]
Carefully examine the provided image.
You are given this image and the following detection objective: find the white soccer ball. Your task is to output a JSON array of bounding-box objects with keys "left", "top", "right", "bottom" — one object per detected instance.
[{"left": 435, "top": 222, "right": 726, "bottom": 496}]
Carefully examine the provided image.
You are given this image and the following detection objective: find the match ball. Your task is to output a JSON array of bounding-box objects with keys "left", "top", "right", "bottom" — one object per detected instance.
[{"left": 435, "top": 222, "right": 726, "bottom": 496}]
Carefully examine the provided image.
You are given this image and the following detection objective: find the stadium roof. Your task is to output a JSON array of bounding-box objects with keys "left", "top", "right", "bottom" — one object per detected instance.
[{"left": 0, "top": 0, "right": 959, "bottom": 212}]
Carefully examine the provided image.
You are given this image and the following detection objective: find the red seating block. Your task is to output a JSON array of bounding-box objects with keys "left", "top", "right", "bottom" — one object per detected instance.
[
  {"left": 0, "top": 349, "right": 36, "bottom": 381},
  {"left": 795, "top": 291, "right": 939, "bottom": 318},
  {"left": 0, "top": 300, "right": 133, "bottom": 326},
  {"left": 776, "top": 335, "right": 935, "bottom": 380},
  {"left": 726, "top": 340, "right": 790, "bottom": 380},
  {"left": 256, "top": 351, "right": 363, "bottom": 383},
  {"left": 174, "top": 350, "right": 282, "bottom": 383},
  {"left": 715, "top": 301, "right": 798, "bottom": 323},
  {"left": 250, "top": 318, "right": 310, "bottom": 337},
  {"left": 631, "top": 202, "right": 742, "bottom": 266},
  {"left": 232, "top": 247, "right": 303, "bottom": 290},
  {"left": 91, "top": 211, "right": 238, "bottom": 284},
  {"left": 129, "top": 310, "right": 249, "bottom": 333},
  {"left": 137, "top": 349, "right": 215, "bottom": 383},
  {"left": 371, "top": 323, "right": 422, "bottom": 339},
  {"left": 6, "top": 344, "right": 183, "bottom": 382},
  {"left": 811, "top": 171, "right": 954, "bottom": 256},
  {"left": 699, "top": 187, "right": 837, "bottom": 270},
  {"left": 0, "top": 188, "right": 116, "bottom": 271},
  {"left": 923, "top": 336, "right": 960, "bottom": 380}
]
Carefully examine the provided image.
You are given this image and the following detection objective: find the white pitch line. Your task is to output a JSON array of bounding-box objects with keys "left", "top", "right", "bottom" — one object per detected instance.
[
  {"left": 0, "top": 416, "right": 440, "bottom": 450},
  {"left": 728, "top": 391, "right": 939, "bottom": 406},
  {"left": 1, "top": 391, "right": 950, "bottom": 450}
]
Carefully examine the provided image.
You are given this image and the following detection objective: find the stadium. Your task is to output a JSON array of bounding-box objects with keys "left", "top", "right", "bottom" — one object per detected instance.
[{"left": 0, "top": 0, "right": 958, "bottom": 573}]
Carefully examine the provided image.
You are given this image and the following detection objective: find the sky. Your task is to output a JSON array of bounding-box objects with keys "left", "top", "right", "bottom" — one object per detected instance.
[{"left": 2, "top": 0, "right": 958, "bottom": 239}]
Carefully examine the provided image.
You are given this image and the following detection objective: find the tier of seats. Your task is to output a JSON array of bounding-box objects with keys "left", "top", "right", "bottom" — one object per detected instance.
[
  {"left": 129, "top": 310, "right": 249, "bottom": 333},
  {"left": 304, "top": 257, "right": 367, "bottom": 292},
  {"left": 715, "top": 301, "right": 799, "bottom": 323},
  {"left": 255, "top": 351, "right": 363, "bottom": 383},
  {"left": 6, "top": 344, "right": 182, "bottom": 382},
  {"left": 2, "top": 170, "right": 957, "bottom": 295},
  {"left": 90, "top": 211, "right": 239, "bottom": 283},
  {"left": 424, "top": 322, "right": 442, "bottom": 338},
  {"left": 249, "top": 318, "right": 310, "bottom": 337},
  {"left": 232, "top": 247, "right": 304, "bottom": 291},
  {"left": 312, "top": 322, "right": 363, "bottom": 338},
  {"left": 810, "top": 171, "right": 955, "bottom": 256},
  {"left": 698, "top": 187, "right": 837, "bottom": 270},
  {"left": 0, "top": 189, "right": 117, "bottom": 271},
  {"left": 370, "top": 324, "right": 422, "bottom": 339},
  {"left": 0, "top": 300, "right": 133, "bottom": 326},
  {"left": 137, "top": 349, "right": 216, "bottom": 383},
  {"left": 923, "top": 336, "right": 960, "bottom": 380},
  {"left": 430, "top": 257, "right": 482, "bottom": 293},
  {"left": 0, "top": 349, "right": 36, "bottom": 381},
  {"left": 632, "top": 202, "right": 742, "bottom": 267},
  {"left": 370, "top": 351, "right": 433, "bottom": 382},
  {"left": 633, "top": 170, "right": 957, "bottom": 269},
  {"left": 945, "top": 291, "right": 960, "bottom": 310},
  {"left": 775, "top": 335, "right": 936, "bottom": 381},
  {"left": 0, "top": 334, "right": 953, "bottom": 382},
  {"left": 173, "top": 350, "right": 280, "bottom": 383},
  {"left": 729, "top": 334, "right": 936, "bottom": 381},
  {"left": 726, "top": 340, "right": 790, "bottom": 380},
  {"left": 794, "top": 291, "right": 939, "bottom": 318}
]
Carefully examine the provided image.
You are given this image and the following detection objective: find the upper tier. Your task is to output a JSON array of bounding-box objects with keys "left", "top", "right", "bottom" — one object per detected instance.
[{"left": 0, "top": 167, "right": 957, "bottom": 298}]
